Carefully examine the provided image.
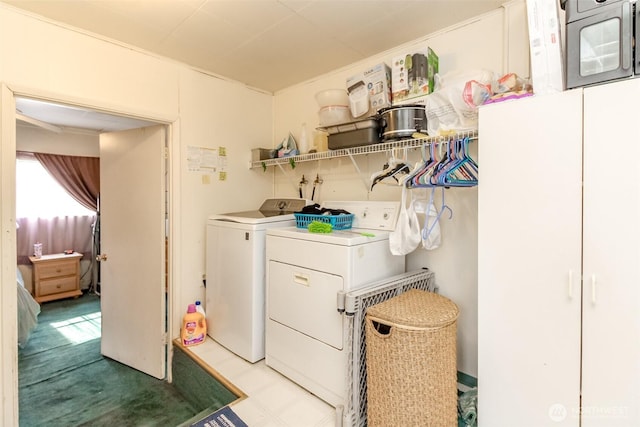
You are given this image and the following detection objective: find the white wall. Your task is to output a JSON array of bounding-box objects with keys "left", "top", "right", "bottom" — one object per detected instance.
[
  {"left": 177, "top": 68, "right": 273, "bottom": 314},
  {"left": 0, "top": 5, "right": 530, "bottom": 422},
  {"left": 16, "top": 124, "right": 100, "bottom": 156},
  {"left": 0, "top": 2, "right": 274, "bottom": 314},
  {"left": 0, "top": 5, "right": 273, "bottom": 423},
  {"left": 271, "top": 1, "right": 529, "bottom": 377}
]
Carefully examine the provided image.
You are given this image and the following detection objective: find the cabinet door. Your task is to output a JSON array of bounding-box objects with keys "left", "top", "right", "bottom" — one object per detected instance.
[
  {"left": 582, "top": 79, "right": 640, "bottom": 426},
  {"left": 478, "top": 90, "right": 583, "bottom": 426}
]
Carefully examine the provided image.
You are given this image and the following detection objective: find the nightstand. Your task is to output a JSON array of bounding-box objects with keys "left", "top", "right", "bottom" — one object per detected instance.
[{"left": 29, "top": 252, "right": 83, "bottom": 303}]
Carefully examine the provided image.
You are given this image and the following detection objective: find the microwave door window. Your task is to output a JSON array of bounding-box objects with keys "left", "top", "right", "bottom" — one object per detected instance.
[{"left": 580, "top": 18, "right": 620, "bottom": 76}]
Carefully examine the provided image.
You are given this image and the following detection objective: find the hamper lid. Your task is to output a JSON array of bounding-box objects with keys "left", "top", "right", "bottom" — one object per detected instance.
[{"left": 366, "top": 289, "right": 459, "bottom": 328}]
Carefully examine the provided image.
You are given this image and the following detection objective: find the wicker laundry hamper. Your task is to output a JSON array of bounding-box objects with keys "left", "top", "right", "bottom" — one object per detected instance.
[{"left": 365, "top": 288, "right": 459, "bottom": 427}]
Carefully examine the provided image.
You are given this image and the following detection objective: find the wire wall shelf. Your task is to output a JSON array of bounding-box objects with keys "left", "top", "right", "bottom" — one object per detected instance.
[{"left": 249, "top": 129, "right": 478, "bottom": 170}]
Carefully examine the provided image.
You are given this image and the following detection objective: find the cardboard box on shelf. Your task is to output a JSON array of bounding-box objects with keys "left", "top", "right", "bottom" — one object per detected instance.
[
  {"left": 526, "top": 0, "right": 564, "bottom": 94},
  {"left": 346, "top": 63, "right": 392, "bottom": 117},
  {"left": 392, "top": 48, "right": 439, "bottom": 104}
]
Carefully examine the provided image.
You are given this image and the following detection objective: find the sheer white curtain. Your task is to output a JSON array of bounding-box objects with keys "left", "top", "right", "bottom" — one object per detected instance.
[
  {"left": 16, "top": 216, "right": 96, "bottom": 265},
  {"left": 15, "top": 153, "right": 98, "bottom": 264}
]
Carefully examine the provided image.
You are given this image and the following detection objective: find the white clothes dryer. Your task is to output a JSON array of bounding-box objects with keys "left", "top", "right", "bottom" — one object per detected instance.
[
  {"left": 265, "top": 201, "right": 406, "bottom": 407},
  {"left": 205, "top": 198, "right": 308, "bottom": 363}
]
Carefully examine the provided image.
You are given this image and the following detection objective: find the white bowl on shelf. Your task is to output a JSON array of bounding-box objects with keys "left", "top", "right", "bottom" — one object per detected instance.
[
  {"left": 315, "top": 89, "right": 349, "bottom": 108},
  {"left": 318, "top": 105, "right": 352, "bottom": 126}
]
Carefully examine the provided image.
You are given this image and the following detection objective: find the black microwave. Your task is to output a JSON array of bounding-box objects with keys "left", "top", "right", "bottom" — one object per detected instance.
[{"left": 564, "top": 0, "right": 639, "bottom": 89}]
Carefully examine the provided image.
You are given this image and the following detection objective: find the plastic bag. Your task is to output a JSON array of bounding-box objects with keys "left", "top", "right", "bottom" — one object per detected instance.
[
  {"left": 424, "top": 69, "right": 497, "bottom": 135},
  {"left": 389, "top": 186, "right": 421, "bottom": 256}
]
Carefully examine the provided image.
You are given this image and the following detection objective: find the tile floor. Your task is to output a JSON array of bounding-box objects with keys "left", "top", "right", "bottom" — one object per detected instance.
[{"left": 186, "top": 337, "right": 338, "bottom": 427}]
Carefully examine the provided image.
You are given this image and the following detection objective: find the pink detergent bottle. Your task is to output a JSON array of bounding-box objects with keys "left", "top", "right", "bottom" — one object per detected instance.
[{"left": 181, "top": 303, "right": 206, "bottom": 347}]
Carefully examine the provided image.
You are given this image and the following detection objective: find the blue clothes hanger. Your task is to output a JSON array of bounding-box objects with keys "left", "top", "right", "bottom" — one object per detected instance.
[
  {"left": 421, "top": 186, "right": 453, "bottom": 244},
  {"left": 441, "top": 137, "right": 477, "bottom": 187}
]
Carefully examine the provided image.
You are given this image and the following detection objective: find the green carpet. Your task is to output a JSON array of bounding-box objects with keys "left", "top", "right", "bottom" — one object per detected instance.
[
  {"left": 172, "top": 343, "right": 238, "bottom": 412},
  {"left": 19, "top": 293, "right": 237, "bottom": 427}
]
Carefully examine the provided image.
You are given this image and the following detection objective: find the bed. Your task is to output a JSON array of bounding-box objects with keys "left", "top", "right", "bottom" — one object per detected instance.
[{"left": 17, "top": 267, "right": 40, "bottom": 347}]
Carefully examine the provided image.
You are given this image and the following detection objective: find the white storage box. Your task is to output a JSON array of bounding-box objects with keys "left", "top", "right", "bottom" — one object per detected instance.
[
  {"left": 526, "top": 0, "right": 565, "bottom": 94},
  {"left": 346, "top": 63, "right": 392, "bottom": 117}
]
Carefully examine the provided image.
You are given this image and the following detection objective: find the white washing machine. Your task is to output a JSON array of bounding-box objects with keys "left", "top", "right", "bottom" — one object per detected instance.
[
  {"left": 205, "top": 198, "right": 308, "bottom": 363},
  {"left": 265, "top": 201, "right": 406, "bottom": 408}
]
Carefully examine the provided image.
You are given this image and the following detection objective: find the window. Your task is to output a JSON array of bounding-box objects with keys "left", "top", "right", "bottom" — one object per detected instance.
[{"left": 16, "top": 157, "right": 95, "bottom": 218}]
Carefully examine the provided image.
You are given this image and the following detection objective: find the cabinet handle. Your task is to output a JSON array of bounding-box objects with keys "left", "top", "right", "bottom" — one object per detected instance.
[
  {"left": 568, "top": 270, "right": 573, "bottom": 299},
  {"left": 591, "top": 274, "right": 597, "bottom": 304},
  {"left": 293, "top": 273, "right": 309, "bottom": 286}
]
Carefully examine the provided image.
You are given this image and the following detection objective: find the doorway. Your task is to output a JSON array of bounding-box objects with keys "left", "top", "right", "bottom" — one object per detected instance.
[{"left": 7, "top": 91, "right": 174, "bottom": 423}]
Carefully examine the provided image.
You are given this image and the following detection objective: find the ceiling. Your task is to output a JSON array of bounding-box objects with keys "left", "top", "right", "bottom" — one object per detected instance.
[
  {"left": 16, "top": 97, "right": 158, "bottom": 133},
  {"left": 4, "top": 0, "right": 505, "bottom": 93},
  {"left": 7, "top": 0, "right": 505, "bottom": 132}
]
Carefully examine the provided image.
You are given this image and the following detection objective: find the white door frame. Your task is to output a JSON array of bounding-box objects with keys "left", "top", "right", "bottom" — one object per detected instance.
[
  {"left": 0, "top": 83, "right": 180, "bottom": 426},
  {"left": 1, "top": 83, "right": 19, "bottom": 427}
]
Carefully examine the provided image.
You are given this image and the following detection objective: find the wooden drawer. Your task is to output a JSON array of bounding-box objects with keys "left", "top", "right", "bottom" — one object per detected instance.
[
  {"left": 38, "top": 261, "right": 77, "bottom": 280},
  {"left": 30, "top": 252, "right": 83, "bottom": 303},
  {"left": 38, "top": 276, "right": 77, "bottom": 297}
]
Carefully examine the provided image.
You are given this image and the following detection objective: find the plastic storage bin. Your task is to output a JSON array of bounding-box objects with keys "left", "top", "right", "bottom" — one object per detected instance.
[
  {"left": 318, "top": 105, "right": 352, "bottom": 126},
  {"left": 365, "top": 289, "right": 459, "bottom": 427},
  {"left": 294, "top": 213, "right": 354, "bottom": 230}
]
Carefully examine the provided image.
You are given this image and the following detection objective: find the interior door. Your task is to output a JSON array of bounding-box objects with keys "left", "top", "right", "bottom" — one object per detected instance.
[{"left": 99, "top": 125, "right": 166, "bottom": 379}]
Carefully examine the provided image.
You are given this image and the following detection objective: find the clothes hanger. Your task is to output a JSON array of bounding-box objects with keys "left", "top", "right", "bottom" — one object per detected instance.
[
  {"left": 421, "top": 141, "right": 443, "bottom": 186},
  {"left": 406, "top": 141, "right": 438, "bottom": 188},
  {"left": 371, "top": 162, "right": 411, "bottom": 189},
  {"left": 370, "top": 148, "right": 411, "bottom": 190},
  {"left": 438, "top": 137, "right": 477, "bottom": 187},
  {"left": 429, "top": 138, "right": 454, "bottom": 186},
  {"left": 421, "top": 186, "right": 453, "bottom": 248},
  {"left": 405, "top": 143, "right": 430, "bottom": 188},
  {"left": 431, "top": 138, "right": 458, "bottom": 186},
  {"left": 403, "top": 144, "right": 428, "bottom": 187},
  {"left": 410, "top": 139, "right": 444, "bottom": 187},
  {"left": 370, "top": 148, "right": 399, "bottom": 184}
]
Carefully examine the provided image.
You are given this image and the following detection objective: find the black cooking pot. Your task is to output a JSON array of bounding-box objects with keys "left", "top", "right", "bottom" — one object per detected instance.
[{"left": 379, "top": 105, "right": 427, "bottom": 140}]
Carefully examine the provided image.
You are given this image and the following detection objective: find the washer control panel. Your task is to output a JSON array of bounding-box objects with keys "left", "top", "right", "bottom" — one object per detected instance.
[{"left": 259, "top": 198, "right": 310, "bottom": 215}]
